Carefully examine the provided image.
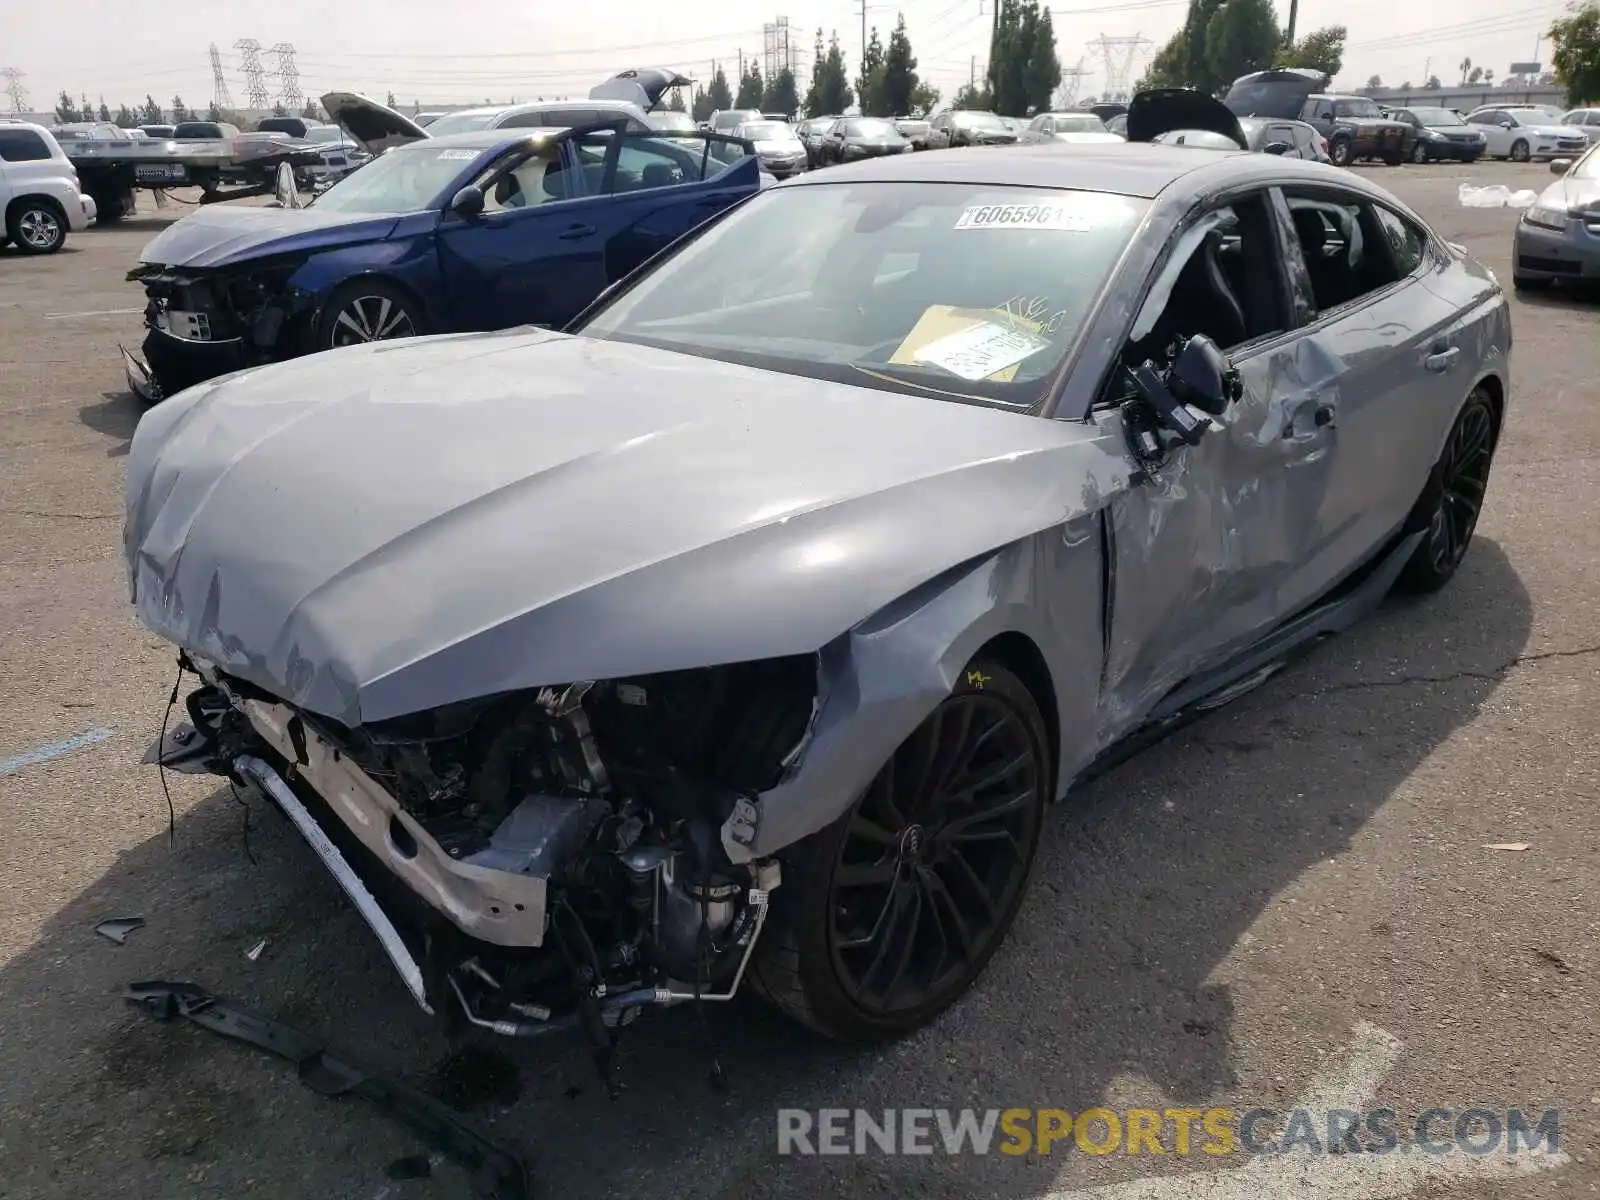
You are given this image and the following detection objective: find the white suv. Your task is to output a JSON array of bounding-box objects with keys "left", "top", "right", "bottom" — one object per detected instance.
[{"left": 0, "top": 121, "right": 95, "bottom": 254}]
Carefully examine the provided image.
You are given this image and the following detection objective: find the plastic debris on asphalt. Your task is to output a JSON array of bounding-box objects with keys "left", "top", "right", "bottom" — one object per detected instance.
[
  {"left": 1459, "top": 184, "right": 1539, "bottom": 208},
  {"left": 93, "top": 916, "right": 146, "bottom": 944},
  {"left": 244, "top": 938, "right": 267, "bottom": 961},
  {"left": 1485, "top": 842, "right": 1532, "bottom": 851}
]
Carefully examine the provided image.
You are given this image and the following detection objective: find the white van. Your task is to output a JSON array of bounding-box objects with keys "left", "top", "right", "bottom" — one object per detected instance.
[{"left": 0, "top": 121, "right": 96, "bottom": 254}]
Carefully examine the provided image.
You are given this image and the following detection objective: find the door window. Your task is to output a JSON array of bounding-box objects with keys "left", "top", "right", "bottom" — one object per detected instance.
[
  {"left": 1280, "top": 192, "right": 1406, "bottom": 313},
  {"left": 612, "top": 135, "right": 706, "bottom": 190},
  {"left": 1291, "top": 125, "right": 1320, "bottom": 157},
  {"left": 1124, "top": 191, "right": 1290, "bottom": 368},
  {"left": 479, "top": 148, "right": 565, "bottom": 213},
  {"left": 1370, "top": 206, "right": 1429, "bottom": 275}
]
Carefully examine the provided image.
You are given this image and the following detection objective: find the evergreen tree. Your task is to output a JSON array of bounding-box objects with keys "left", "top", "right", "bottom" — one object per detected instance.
[
  {"left": 878, "top": 14, "right": 921, "bottom": 116},
  {"left": 857, "top": 26, "right": 885, "bottom": 113},
  {"left": 762, "top": 68, "right": 800, "bottom": 117},
  {"left": 707, "top": 66, "right": 734, "bottom": 112},
  {"left": 736, "top": 62, "right": 764, "bottom": 109},
  {"left": 55, "top": 91, "right": 79, "bottom": 122},
  {"left": 171, "top": 95, "right": 188, "bottom": 122}
]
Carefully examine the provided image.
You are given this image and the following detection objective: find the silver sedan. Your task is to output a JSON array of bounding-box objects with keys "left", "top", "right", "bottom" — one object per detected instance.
[
  {"left": 127, "top": 91, "right": 1510, "bottom": 1050},
  {"left": 1513, "top": 142, "right": 1600, "bottom": 289}
]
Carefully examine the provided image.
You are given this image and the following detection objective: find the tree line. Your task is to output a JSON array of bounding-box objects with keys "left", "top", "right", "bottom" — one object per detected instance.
[
  {"left": 688, "top": 1, "right": 1061, "bottom": 121},
  {"left": 54, "top": 91, "right": 324, "bottom": 127},
  {"left": 1139, "top": 0, "right": 1347, "bottom": 94}
]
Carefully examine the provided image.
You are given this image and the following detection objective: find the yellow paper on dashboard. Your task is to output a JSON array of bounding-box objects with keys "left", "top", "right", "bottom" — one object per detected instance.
[{"left": 889, "top": 304, "right": 1048, "bottom": 383}]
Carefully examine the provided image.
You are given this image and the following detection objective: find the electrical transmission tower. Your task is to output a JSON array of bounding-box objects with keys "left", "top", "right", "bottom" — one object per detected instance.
[
  {"left": 269, "top": 43, "right": 303, "bottom": 109},
  {"left": 235, "top": 39, "right": 271, "bottom": 109},
  {"left": 1054, "top": 57, "right": 1088, "bottom": 108},
  {"left": 1, "top": 67, "right": 27, "bottom": 114},
  {"left": 1086, "top": 33, "right": 1151, "bottom": 103},
  {"left": 763, "top": 17, "right": 795, "bottom": 80},
  {"left": 208, "top": 44, "right": 235, "bottom": 109}
]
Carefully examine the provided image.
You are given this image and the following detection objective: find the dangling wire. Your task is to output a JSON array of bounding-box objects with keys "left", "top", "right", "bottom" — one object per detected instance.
[
  {"left": 694, "top": 884, "right": 728, "bottom": 1093},
  {"left": 156, "top": 660, "right": 183, "bottom": 848},
  {"left": 228, "top": 779, "right": 258, "bottom": 866}
]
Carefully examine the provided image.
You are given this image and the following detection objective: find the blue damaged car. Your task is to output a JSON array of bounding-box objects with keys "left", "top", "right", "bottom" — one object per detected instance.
[{"left": 123, "top": 113, "right": 759, "bottom": 400}]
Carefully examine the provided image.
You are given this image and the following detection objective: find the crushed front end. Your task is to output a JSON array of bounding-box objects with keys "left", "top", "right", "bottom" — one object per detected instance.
[
  {"left": 123, "top": 261, "right": 307, "bottom": 400},
  {"left": 150, "top": 652, "right": 813, "bottom": 1045}
]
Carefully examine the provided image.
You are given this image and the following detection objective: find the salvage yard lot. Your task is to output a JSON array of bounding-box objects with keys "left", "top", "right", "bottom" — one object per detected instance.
[{"left": 1, "top": 161, "right": 1597, "bottom": 1200}]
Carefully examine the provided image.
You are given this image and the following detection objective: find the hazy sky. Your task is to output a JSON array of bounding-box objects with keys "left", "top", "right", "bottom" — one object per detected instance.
[{"left": 1, "top": 0, "right": 1566, "bottom": 112}]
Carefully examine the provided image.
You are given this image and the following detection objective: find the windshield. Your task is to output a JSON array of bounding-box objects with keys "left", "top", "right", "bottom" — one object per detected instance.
[
  {"left": 741, "top": 121, "right": 798, "bottom": 141},
  {"left": 1569, "top": 144, "right": 1600, "bottom": 180},
  {"left": 652, "top": 111, "right": 697, "bottom": 131},
  {"left": 954, "top": 111, "right": 1007, "bottom": 130},
  {"left": 577, "top": 182, "right": 1146, "bottom": 411},
  {"left": 1338, "top": 98, "right": 1384, "bottom": 118},
  {"left": 1512, "top": 106, "right": 1567, "bottom": 122},
  {"left": 424, "top": 111, "right": 499, "bottom": 137},
  {"left": 1409, "top": 108, "right": 1463, "bottom": 126},
  {"left": 713, "top": 111, "right": 759, "bottom": 130},
  {"left": 846, "top": 118, "right": 899, "bottom": 138},
  {"left": 311, "top": 143, "right": 481, "bottom": 213},
  {"left": 1055, "top": 115, "right": 1107, "bottom": 132}
]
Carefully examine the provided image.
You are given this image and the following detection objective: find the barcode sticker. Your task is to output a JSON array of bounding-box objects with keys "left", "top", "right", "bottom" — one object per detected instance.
[{"left": 954, "top": 203, "right": 1091, "bottom": 231}]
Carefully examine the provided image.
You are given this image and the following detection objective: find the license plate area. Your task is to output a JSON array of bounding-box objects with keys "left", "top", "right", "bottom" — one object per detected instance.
[{"left": 135, "top": 163, "right": 188, "bottom": 184}]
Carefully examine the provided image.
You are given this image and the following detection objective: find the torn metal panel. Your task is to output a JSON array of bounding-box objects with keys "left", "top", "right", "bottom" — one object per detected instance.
[{"left": 125, "top": 330, "right": 1133, "bottom": 728}]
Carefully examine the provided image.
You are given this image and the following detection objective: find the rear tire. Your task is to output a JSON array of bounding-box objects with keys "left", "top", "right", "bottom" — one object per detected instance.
[
  {"left": 6, "top": 199, "right": 67, "bottom": 254},
  {"left": 1397, "top": 388, "right": 1499, "bottom": 593},
  {"left": 1329, "top": 136, "right": 1353, "bottom": 167},
  {"left": 751, "top": 657, "right": 1050, "bottom": 1041},
  {"left": 1410, "top": 140, "right": 1429, "bottom": 163}
]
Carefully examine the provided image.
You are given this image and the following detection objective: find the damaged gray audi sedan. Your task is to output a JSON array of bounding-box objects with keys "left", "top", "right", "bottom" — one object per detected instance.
[{"left": 127, "top": 92, "right": 1509, "bottom": 1051}]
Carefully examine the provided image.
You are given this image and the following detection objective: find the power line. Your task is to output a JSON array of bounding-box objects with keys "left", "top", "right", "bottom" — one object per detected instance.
[
  {"left": 1, "top": 67, "right": 26, "bottom": 114},
  {"left": 1345, "top": 6, "right": 1559, "bottom": 53},
  {"left": 208, "top": 44, "right": 234, "bottom": 109},
  {"left": 234, "top": 39, "right": 271, "bottom": 109},
  {"left": 269, "top": 43, "right": 303, "bottom": 109}
]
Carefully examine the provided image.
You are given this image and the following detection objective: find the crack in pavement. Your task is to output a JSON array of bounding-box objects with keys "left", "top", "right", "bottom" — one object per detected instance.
[
  {"left": 1298, "top": 643, "right": 1600, "bottom": 699},
  {"left": 7, "top": 509, "right": 121, "bottom": 521}
]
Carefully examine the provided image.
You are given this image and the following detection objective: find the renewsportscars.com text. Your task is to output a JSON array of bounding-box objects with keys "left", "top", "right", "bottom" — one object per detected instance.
[{"left": 776, "top": 1107, "right": 1560, "bottom": 1157}]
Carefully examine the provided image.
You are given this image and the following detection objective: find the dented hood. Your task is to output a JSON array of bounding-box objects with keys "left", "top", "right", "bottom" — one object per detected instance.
[
  {"left": 1127, "top": 88, "right": 1247, "bottom": 150},
  {"left": 589, "top": 68, "right": 690, "bottom": 111},
  {"left": 138, "top": 204, "right": 399, "bottom": 270},
  {"left": 125, "top": 330, "right": 1130, "bottom": 726}
]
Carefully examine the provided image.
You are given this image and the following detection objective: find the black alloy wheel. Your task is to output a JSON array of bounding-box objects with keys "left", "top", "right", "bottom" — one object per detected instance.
[
  {"left": 1411, "top": 139, "right": 1430, "bottom": 163},
  {"left": 752, "top": 658, "right": 1050, "bottom": 1041},
  {"left": 1399, "top": 389, "right": 1498, "bottom": 592}
]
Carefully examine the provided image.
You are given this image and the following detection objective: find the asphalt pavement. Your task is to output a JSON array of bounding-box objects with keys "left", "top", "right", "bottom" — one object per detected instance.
[{"left": 0, "top": 161, "right": 1596, "bottom": 1200}]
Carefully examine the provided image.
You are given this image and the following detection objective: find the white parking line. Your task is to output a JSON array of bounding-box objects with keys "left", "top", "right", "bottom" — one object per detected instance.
[
  {"left": 1043, "top": 1022, "right": 1569, "bottom": 1200},
  {"left": 0, "top": 727, "right": 115, "bottom": 776},
  {"left": 43, "top": 308, "right": 143, "bottom": 320}
]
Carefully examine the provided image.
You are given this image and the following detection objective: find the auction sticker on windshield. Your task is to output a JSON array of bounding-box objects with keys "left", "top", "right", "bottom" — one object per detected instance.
[
  {"left": 436, "top": 149, "right": 479, "bottom": 160},
  {"left": 954, "top": 203, "right": 1091, "bottom": 231},
  {"left": 913, "top": 321, "right": 1053, "bottom": 380}
]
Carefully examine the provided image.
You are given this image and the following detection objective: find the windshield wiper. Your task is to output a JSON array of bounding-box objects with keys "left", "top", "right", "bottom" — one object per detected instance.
[{"left": 847, "top": 361, "right": 1014, "bottom": 407}]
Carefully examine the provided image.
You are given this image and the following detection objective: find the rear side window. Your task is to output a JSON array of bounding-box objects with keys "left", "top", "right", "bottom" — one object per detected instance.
[
  {"left": 1282, "top": 192, "right": 1407, "bottom": 313},
  {"left": 0, "top": 129, "right": 52, "bottom": 161},
  {"left": 1372, "top": 206, "right": 1428, "bottom": 275}
]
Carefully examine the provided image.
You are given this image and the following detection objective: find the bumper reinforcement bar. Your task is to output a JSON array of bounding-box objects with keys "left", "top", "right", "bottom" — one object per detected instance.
[{"left": 234, "top": 754, "right": 433, "bottom": 1015}]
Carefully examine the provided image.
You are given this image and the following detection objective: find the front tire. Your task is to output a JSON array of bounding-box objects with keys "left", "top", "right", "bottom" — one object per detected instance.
[
  {"left": 7, "top": 199, "right": 66, "bottom": 254},
  {"left": 752, "top": 657, "right": 1050, "bottom": 1041},
  {"left": 1329, "top": 136, "right": 1353, "bottom": 167},
  {"left": 314, "top": 279, "right": 425, "bottom": 351},
  {"left": 1510, "top": 139, "right": 1531, "bottom": 162},
  {"left": 1411, "top": 140, "right": 1429, "bottom": 163},
  {"left": 1398, "top": 388, "right": 1499, "bottom": 593}
]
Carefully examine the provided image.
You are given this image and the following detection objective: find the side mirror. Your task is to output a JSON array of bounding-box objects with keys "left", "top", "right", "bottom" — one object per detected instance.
[
  {"left": 1550, "top": 158, "right": 1573, "bottom": 175},
  {"left": 1500, "top": 121, "right": 1515, "bottom": 130},
  {"left": 1264, "top": 141, "right": 1294, "bottom": 156},
  {"left": 450, "top": 185, "right": 485, "bottom": 218},
  {"left": 1169, "top": 334, "right": 1241, "bottom": 416},
  {"left": 273, "top": 161, "right": 301, "bottom": 208}
]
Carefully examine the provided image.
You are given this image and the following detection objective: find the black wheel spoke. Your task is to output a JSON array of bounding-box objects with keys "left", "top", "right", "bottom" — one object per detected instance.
[{"left": 828, "top": 686, "right": 1044, "bottom": 1017}]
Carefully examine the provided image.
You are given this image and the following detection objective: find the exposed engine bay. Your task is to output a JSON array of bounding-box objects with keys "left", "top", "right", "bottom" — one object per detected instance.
[{"left": 154, "top": 651, "right": 817, "bottom": 1074}]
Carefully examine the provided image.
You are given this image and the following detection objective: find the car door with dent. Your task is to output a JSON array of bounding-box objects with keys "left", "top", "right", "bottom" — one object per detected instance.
[
  {"left": 1094, "top": 189, "right": 1349, "bottom": 730},
  {"left": 434, "top": 137, "right": 610, "bottom": 331},
  {"left": 1274, "top": 185, "right": 1468, "bottom": 568}
]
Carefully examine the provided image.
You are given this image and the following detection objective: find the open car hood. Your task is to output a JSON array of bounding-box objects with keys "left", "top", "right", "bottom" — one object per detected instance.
[
  {"left": 321, "top": 92, "right": 429, "bottom": 155},
  {"left": 589, "top": 67, "right": 691, "bottom": 111},
  {"left": 1127, "top": 88, "right": 1247, "bottom": 150}
]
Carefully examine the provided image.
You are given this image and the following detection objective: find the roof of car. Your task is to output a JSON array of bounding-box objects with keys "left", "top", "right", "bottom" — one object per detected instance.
[
  {"left": 779, "top": 140, "right": 1364, "bottom": 199},
  {"left": 403, "top": 129, "right": 561, "bottom": 151}
]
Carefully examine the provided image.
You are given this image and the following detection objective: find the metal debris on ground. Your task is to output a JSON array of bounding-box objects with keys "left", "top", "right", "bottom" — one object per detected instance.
[
  {"left": 122, "top": 981, "right": 531, "bottom": 1200},
  {"left": 93, "top": 916, "right": 146, "bottom": 944}
]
